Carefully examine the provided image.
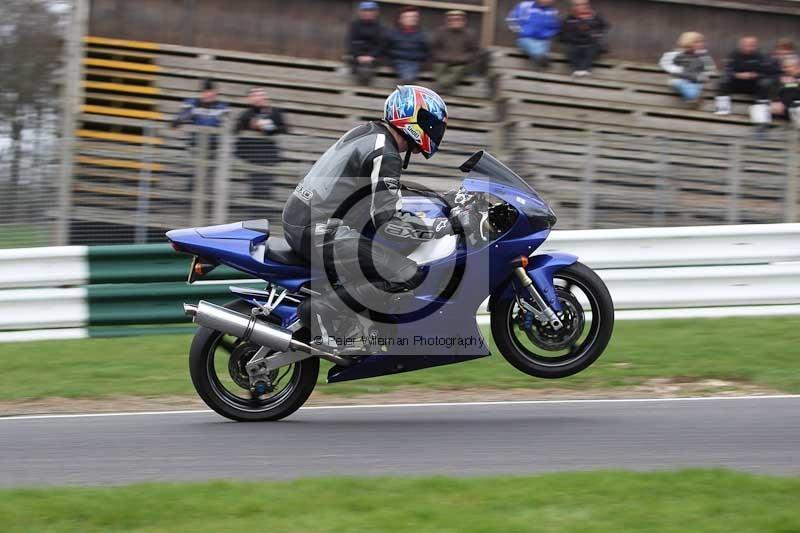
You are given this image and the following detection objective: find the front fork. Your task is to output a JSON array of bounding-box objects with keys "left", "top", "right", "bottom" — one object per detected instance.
[{"left": 511, "top": 257, "right": 564, "bottom": 330}]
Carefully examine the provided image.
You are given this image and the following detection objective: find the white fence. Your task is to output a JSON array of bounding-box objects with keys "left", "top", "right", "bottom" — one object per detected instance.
[
  {"left": 0, "top": 224, "right": 798, "bottom": 342},
  {"left": 537, "top": 224, "right": 800, "bottom": 319}
]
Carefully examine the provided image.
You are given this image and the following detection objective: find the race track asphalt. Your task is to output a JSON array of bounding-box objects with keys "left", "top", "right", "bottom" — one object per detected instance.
[{"left": 1, "top": 396, "right": 798, "bottom": 486}]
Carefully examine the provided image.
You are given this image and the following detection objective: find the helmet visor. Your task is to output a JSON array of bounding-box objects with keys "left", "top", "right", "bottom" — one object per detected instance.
[{"left": 416, "top": 108, "right": 447, "bottom": 152}]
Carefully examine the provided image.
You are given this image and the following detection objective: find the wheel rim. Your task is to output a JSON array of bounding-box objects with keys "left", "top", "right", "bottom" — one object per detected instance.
[
  {"left": 206, "top": 332, "right": 304, "bottom": 413},
  {"left": 505, "top": 271, "right": 602, "bottom": 368}
]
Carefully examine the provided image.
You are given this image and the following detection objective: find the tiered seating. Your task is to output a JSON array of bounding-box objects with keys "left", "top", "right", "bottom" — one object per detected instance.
[
  {"left": 73, "top": 36, "right": 494, "bottom": 242},
  {"left": 69, "top": 37, "right": 798, "bottom": 243},
  {"left": 491, "top": 47, "right": 797, "bottom": 228}
]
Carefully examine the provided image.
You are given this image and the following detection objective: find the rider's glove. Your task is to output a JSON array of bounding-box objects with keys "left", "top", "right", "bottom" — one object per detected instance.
[
  {"left": 430, "top": 217, "right": 453, "bottom": 239},
  {"left": 443, "top": 186, "right": 475, "bottom": 210},
  {"left": 450, "top": 205, "right": 485, "bottom": 245}
]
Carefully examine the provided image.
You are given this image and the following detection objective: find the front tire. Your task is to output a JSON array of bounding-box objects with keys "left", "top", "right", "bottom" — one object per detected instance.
[
  {"left": 189, "top": 300, "right": 319, "bottom": 421},
  {"left": 491, "top": 261, "right": 614, "bottom": 379}
]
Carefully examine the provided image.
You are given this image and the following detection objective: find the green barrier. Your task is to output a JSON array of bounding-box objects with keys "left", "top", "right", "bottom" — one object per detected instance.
[
  {"left": 87, "top": 281, "right": 262, "bottom": 326},
  {"left": 87, "top": 244, "right": 252, "bottom": 284}
]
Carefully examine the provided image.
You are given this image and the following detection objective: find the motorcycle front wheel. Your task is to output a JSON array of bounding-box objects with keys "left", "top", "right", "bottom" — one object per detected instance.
[
  {"left": 491, "top": 261, "right": 614, "bottom": 379},
  {"left": 189, "top": 300, "right": 319, "bottom": 421}
]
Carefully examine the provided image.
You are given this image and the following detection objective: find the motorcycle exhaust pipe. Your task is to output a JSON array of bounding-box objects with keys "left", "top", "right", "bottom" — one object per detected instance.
[{"left": 184, "top": 301, "right": 352, "bottom": 366}]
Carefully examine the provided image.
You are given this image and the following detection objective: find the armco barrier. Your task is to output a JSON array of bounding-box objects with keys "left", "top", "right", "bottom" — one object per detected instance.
[{"left": 0, "top": 224, "right": 798, "bottom": 342}]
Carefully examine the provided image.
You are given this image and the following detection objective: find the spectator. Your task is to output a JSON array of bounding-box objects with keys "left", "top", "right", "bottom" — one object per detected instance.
[
  {"left": 431, "top": 10, "right": 479, "bottom": 94},
  {"left": 171, "top": 78, "right": 228, "bottom": 129},
  {"left": 659, "top": 32, "right": 716, "bottom": 107},
  {"left": 561, "top": 0, "right": 609, "bottom": 77},
  {"left": 714, "top": 36, "right": 771, "bottom": 115},
  {"left": 387, "top": 6, "right": 429, "bottom": 84},
  {"left": 769, "top": 56, "right": 800, "bottom": 127},
  {"left": 506, "top": 0, "right": 561, "bottom": 69},
  {"left": 770, "top": 38, "right": 798, "bottom": 71},
  {"left": 347, "top": 1, "right": 384, "bottom": 86},
  {"left": 764, "top": 39, "right": 798, "bottom": 96},
  {"left": 171, "top": 79, "right": 228, "bottom": 151},
  {"left": 234, "top": 87, "right": 287, "bottom": 201}
]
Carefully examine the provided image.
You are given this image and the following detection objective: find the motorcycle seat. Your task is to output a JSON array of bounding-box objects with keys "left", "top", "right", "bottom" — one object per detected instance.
[
  {"left": 242, "top": 219, "right": 270, "bottom": 235},
  {"left": 266, "top": 236, "right": 307, "bottom": 266}
]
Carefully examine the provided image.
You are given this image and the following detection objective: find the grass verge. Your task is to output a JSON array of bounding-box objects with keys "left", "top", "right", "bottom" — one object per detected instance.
[
  {"left": 2, "top": 470, "right": 799, "bottom": 532},
  {"left": 0, "top": 316, "right": 798, "bottom": 401}
]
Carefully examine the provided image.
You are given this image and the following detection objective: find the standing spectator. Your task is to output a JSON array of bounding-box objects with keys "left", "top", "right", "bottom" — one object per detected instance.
[
  {"left": 171, "top": 79, "right": 228, "bottom": 151},
  {"left": 387, "top": 6, "right": 429, "bottom": 84},
  {"left": 659, "top": 32, "right": 716, "bottom": 107},
  {"left": 431, "top": 10, "right": 479, "bottom": 94},
  {"left": 561, "top": 0, "right": 609, "bottom": 77},
  {"left": 769, "top": 56, "right": 800, "bottom": 127},
  {"left": 234, "top": 87, "right": 287, "bottom": 202},
  {"left": 714, "top": 36, "right": 771, "bottom": 116},
  {"left": 506, "top": 0, "right": 561, "bottom": 69},
  {"left": 347, "top": 1, "right": 384, "bottom": 86},
  {"left": 171, "top": 79, "right": 228, "bottom": 129}
]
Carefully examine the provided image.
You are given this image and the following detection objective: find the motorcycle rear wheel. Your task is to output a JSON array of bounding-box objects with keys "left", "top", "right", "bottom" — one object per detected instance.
[
  {"left": 189, "top": 300, "right": 319, "bottom": 421},
  {"left": 491, "top": 261, "right": 614, "bottom": 379}
]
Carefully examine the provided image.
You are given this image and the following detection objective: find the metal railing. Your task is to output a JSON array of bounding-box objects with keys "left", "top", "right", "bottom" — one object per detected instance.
[
  {"left": 2, "top": 116, "right": 799, "bottom": 247},
  {"left": 1, "top": 223, "right": 798, "bottom": 342}
]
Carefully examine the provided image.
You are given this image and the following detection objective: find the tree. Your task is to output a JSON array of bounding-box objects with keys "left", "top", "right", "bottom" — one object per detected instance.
[{"left": 0, "top": 0, "right": 65, "bottom": 220}]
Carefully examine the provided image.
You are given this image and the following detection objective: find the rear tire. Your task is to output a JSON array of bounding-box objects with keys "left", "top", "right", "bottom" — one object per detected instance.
[
  {"left": 491, "top": 262, "right": 614, "bottom": 379},
  {"left": 189, "top": 300, "right": 319, "bottom": 421}
]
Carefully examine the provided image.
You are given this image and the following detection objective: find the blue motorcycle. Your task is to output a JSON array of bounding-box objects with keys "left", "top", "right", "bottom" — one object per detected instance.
[{"left": 167, "top": 151, "right": 614, "bottom": 421}]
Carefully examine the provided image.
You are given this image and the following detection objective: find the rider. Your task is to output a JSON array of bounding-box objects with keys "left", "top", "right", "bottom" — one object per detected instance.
[{"left": 282, "top": 85, "right": 454, "bottom": 336}]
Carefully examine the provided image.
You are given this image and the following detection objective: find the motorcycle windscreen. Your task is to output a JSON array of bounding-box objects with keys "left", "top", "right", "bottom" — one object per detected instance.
[
  {"left": 459, "top": 151, "right": 541, "bottom": 198},
  {"left": 460, "top": 150, "right": 555, "bottom": 224}
]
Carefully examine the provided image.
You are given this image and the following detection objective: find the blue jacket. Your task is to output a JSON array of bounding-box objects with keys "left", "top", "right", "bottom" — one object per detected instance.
[
  {"left": 173, "top": 98, "right": 228, "bottom": 127},
  {"left": 506, "top": 1, "right": 561, "bottom": 40},
  {"left": 387, "top": 28, "right": 430, "bottom": 63}
]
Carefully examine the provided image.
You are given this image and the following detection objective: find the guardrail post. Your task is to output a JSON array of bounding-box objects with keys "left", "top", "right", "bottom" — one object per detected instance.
[
  {"left": 727, "top": 138, "right": 741, "bottom": 224},
  {"left": 191, "top": 130, "right": 210, "bottom": 227},
  {"left": 54, "top": 0, "right": 89, "bottom": 246},
  {"left": 786, "top": 130, "right": 798, "bottom": 223},
  {"left": 134, "top": 122, "right": 154, "bottom": 243},
  {"left": 213, "top": 118, "right": 233, "bottom": 224},
  {"left": 655, "top": 135, "right": 669, "bottom": 226},
  {"left": 481, "top": 0, "right": 497, "bottom": 48},
  {"left": 581, "top": 130, "right": 595, "bottom": 229}
]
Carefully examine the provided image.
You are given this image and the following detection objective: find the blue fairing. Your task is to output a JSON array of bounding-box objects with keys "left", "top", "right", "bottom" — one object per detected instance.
[
  {"left": 168, "top": 151, "right": 583, "bottom": 382},
  {"left": 166, "top": 223, "right": 314, "bottom": 294},
  {"left": 491, "top": 253, "right": 579, "bottom": 312}
]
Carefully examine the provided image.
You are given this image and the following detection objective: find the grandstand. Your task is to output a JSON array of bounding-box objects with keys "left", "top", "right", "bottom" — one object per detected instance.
[{"left": 60, "top": 0, "right": 800, "bottom": 244}]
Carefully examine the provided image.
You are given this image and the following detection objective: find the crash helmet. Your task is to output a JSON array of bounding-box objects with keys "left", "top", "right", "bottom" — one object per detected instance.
[{"left": 383, "top": 85, "right": 448, "bottom": 159}]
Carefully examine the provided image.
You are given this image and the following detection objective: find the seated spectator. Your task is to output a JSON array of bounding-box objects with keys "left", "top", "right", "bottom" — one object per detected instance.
[
  {"left": 765, "top": 39, "right": 798, "bottom": 96},
  {"left": 506, "top": 0, "right": 561, "bottom": 69},
  {"left": 770, "top": 38, "right": 798, "bottom": 70},
  {"left": 347, "top": 1, "right": 384, "bottom": 86},
  {"left": 171, "top": 79, "right": 228, "bottom": 151},
  {"left": 387, "top": 6, "right": 429, "bottom": 84},
  {"left": 659, "top": 32, "right": 716, "bottom": 107},
  {"left": 431, "top": 10, "right": 479, "bottom": 94},
  {"left": 769, "top": 56, "right": 800, "bottom": 127},
  {"left": 714, "top": 36, "right": 771, "bottom": 116},
  {"left": 234, "top": 87, "right": 288, "bottom": 201},
  {"left": 561, "top": 0, "right": 609, "bottom": 77}
]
